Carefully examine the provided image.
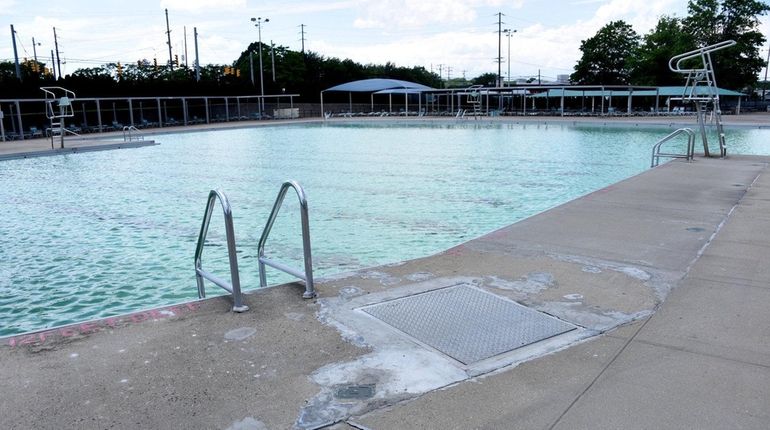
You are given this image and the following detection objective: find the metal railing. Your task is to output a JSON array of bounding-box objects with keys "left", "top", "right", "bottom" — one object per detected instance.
[
  {"left": 651, "top": 128, "right": 695, "bottom": 168},
  {"left": 668, "top": 40, "right": 735, "bottom": 158},
  {"left": 257, "top": 181, "right": 316, "bottom": 299},
  {"left": 122, "top": 125, "right": 145, "bottom": 142},
  {"left": 194, "top": 189, "right": 248, "bottom": 312}
]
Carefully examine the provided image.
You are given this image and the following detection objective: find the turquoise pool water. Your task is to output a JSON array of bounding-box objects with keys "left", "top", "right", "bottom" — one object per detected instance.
[{"left": 2, "top": 121, "right": 770, "bottom": 336}]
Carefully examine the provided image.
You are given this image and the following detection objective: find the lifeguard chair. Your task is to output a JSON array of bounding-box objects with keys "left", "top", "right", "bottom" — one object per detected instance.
[
  {"left": 668, "top": 40, "right": 735, "bottom": 157},
  {"left": 40, "top": 86, "right": 76, "bottom": 149}
]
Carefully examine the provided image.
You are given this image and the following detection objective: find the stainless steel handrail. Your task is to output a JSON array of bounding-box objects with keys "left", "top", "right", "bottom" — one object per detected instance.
[
  {"left": 668, "top": 40, "right": 736, "bottom": 73},
  {"left": 122, "top": 125, "right": 145, "bottom": 142},
  {"left": 194, "top": 189, "right": 248, "bottom": 312},
  {"left": 257, "top": 181, "right": 315, "bottom": 298},
  {"left": 651, "top": 128, "right": 695, "bottom": 168},
  {"left": 668, "top": 40, "right": 734, "bottom": 159}
]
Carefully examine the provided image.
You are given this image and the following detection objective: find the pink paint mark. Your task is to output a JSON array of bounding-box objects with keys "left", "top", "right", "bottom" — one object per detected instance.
[
  {"left": 130, "top": 313, "right": 149, "bottom": 324},
  {"left": 4, "top": 302, "right": 201, "bottom": 348},
  {"left": 59, "top": 327, "right": 78, "bottom": 337},
  {"left": 79, "top": 323, "right": 98, "bottom": 334}
]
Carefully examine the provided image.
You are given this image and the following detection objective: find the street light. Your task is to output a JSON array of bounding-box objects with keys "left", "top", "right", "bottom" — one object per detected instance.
[
  {"left": 250, "top": 17, "right": 269, "bottom": 111},
  {"left": 503, "top": 29, "right": 517, "bottom": 87}
]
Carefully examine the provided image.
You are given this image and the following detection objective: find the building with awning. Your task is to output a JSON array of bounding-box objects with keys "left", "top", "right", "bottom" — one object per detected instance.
[{"left": 527, "top": 86, "right": 745, "bottom": 114}]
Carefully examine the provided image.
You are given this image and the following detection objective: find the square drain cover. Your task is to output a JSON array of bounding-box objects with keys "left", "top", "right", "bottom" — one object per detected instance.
[{"left": 361, "top": 283, "right": 576, "bottom": 365}]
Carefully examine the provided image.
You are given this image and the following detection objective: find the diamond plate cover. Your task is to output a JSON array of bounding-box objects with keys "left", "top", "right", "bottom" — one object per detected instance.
[{"left": 361, "top": 283, "right": 576, "bottom": 365}]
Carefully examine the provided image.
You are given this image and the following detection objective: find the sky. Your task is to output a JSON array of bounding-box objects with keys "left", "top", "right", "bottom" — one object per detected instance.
[{"left": 1, "top": 0, "right": 769, "bottom": 82}]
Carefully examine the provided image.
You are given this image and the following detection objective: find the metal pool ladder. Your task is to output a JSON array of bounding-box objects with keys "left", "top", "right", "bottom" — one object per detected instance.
[
  {"left": 194, "top": 189, "right": 249, "bottom": 312},
  {"left": 258, "top": 181, "right": 316, "bottom": 299},
  {"left": 651, "top": 128, "right": 695, "bottom": 168}
]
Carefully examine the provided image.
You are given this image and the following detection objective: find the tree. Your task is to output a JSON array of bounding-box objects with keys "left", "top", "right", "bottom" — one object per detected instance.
[
  {"left": 472, "top": 72, "right": 498, "bottom": 86},
  {"left": 629, "top": 16, "right": 694, "bottom": 86},
  {"left": 683, "top": 0, "right": 770, "bottom": 90},
  {"left": 571, "top": 20, "right": 640, "bottom": 85}
]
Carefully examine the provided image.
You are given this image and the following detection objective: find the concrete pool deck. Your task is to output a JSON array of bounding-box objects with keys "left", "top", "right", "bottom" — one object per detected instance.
[{"left": 2, "top": 116, "right": 770, "bottom": 429}]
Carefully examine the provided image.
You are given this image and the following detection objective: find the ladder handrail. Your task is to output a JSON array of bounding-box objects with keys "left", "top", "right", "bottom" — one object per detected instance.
[
  {"left": 194, "top": 189, "right": 248, "bottom": 312},
  {"left": 122, "top": 125, "right": 145, "bottom": 142},
  {"left": 257, "top": 181, "right": 315, "bottom": 298},
  {"left": 668, "top": 40, "right": 736, "bottom": 73},
  {"left": 651, "top": 128, "right": 695, "bottom": 168}
]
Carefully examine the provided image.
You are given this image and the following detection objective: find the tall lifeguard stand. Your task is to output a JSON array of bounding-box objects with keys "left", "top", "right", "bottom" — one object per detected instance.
[
  {"left": 40, "top": 86, "right": 76, "bottom": 149},
  {"left": 668, "top": 40, "right": 735, "bottom": 158}
]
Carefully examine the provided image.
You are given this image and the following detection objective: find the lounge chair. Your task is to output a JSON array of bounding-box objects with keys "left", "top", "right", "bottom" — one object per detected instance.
[{"left": 28, "top": 127, "right": 43, "bottom": 138}]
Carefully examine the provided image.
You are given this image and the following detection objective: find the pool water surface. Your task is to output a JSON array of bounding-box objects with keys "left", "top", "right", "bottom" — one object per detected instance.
[{"left": 2, "top": 121, "right": 769, "bottom": 336}]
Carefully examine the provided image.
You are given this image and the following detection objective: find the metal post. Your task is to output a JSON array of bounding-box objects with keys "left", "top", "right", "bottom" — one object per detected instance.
[
  {"left": 194, "top": 27, "right": 201, "bottom": 82},
  {"left": 251, "top": 17, "right": 269, "bottom": 112},
  {"left": 165, "top": 9, "right": 173, "bottom": 69},
  {"left": 96, "top": 99, "right": 102, "bottom": 132},
  {"left": 11, "top": 25, "right": 21, "bottom": 81},
  {"left": 496, "top": 13, "right": 503, "bottom": 87},
  {"left": 249, "top": 51, "right": 255, "bottom": 86},
  {"left": 32, "top": 37, "right": 40, "bottom": 69},
  {"left": 760, "top": 46, "right": 770, "bottom": 101},
  {"left": 270, "top": 40, "right": 276, "bottom": 82},
  {"left": 184, "top": 26, "right": 189, "bottom": 67},
  {"left": 15, "top": 101, "right": 23, "bottom": 141},
  {"left": 53, "top": 27, "right": 62, "bottom": 79}
]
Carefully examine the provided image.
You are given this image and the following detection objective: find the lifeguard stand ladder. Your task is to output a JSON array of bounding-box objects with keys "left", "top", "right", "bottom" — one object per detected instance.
[
  {"left": 40, "top": 86, "right": 76, "bottom": 149},
  {"left": 467, "top": 85, "right": 483, "bottom": 119},
  {"left": 668, "top": 40, "right": 736, "bottom": 158}
]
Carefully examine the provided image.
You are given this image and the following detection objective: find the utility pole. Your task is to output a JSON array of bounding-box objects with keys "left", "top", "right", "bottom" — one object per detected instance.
[
  {"left": 194, "top": 27, "right": 200, "bottom": 82},
  {"left": 251, "top": 17, "right": 269, "bottom": 111},
  {"left": 51, "top": 50, "right": 56, "bottom": 80},
  {"left": 10, "top": 25, "right": 21, "bottom": 81},
  {"left": 270, "top": 40, "right": 275, "bottom": 82},
  {"left": 504, "top": 29, "right": 516, "bottom": 86},
  {"left": 53, "top": 27, "right": 62, "bottom": 79},
  {"left": 299, "top": 24, "right": 307, "bottom": 54},
  {"left": 32, "top": 37, "right": 40, "bottom": 65},
  {"left": 496, "top": 12, "right": 504, "bottom": 88},
  {"left": 447, "top": 66, "right": 452, "bottom": 81},
  {"left": 249, "top": 51, "right": 255, "bottom": 86},
  {"left": 165, "top": 9, "right": 173, "bottom": 69},
  {"left": 762, "top": 47, "right": 770, "bottom": 101},
  {"left": 184, "top": 26, "right": 189, "bottom": 67}
]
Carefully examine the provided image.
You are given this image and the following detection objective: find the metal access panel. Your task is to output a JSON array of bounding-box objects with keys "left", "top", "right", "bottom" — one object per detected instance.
[{"left": 361, "top": 283, "right": 576, "bottom": 365}]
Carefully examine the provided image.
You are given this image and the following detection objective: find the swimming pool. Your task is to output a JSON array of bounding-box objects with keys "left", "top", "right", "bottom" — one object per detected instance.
[{"left": 2, "top": 121, "right": 770, "bottom": 336}]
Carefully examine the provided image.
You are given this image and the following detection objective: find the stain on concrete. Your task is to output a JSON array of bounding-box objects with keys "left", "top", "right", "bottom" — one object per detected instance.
[
  {"left": 224, "top": 327, "right": 257, "bottom": 341},
  {"left": 226, "top": 417, "right": 268, "bottom": 430}
]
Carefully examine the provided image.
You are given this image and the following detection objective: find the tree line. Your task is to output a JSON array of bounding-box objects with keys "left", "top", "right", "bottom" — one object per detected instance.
[
  {"left": 571, "top": 0, "right": 769, "bottom": 91},
  {"left": 1, "top": 0, "right": 767, "bottom": 100}
]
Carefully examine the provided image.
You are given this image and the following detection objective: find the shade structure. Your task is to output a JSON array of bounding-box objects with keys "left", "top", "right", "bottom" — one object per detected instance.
[
  {"left": 321, "top": 78, "right": 434, "bottom": 118},
  {"left": 324, "top": 78, "right": 432, "bottom": 93},
  {"left": 530, "top": 86, "right": 744, "bottom": 98}
]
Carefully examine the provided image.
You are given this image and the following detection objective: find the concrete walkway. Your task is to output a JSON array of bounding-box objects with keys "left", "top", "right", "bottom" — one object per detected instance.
[
  {"left": 1, "top": 119, "right": 769, "bottom": 429},
  {"left": 355, "top": 156, "right": 770, "bottom": 430}
]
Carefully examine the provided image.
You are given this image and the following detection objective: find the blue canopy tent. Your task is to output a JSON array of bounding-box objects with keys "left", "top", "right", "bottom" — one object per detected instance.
[{"left": 320, "top": 78, "right": 433, "bottom": 118}]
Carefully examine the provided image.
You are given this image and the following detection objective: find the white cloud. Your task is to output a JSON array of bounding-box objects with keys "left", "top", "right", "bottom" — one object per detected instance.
[
  {"left": 160, "top": 0, "right": 246, "bottom": 12},
  {"left": 353, "top": 0, "right": 520, "bottom": 29},
  {"left": 315, "top": 0, "right": 687, "bottom": 81},
  {"left": 0, "top": 0, "right": 17, "bottom": 15}
]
